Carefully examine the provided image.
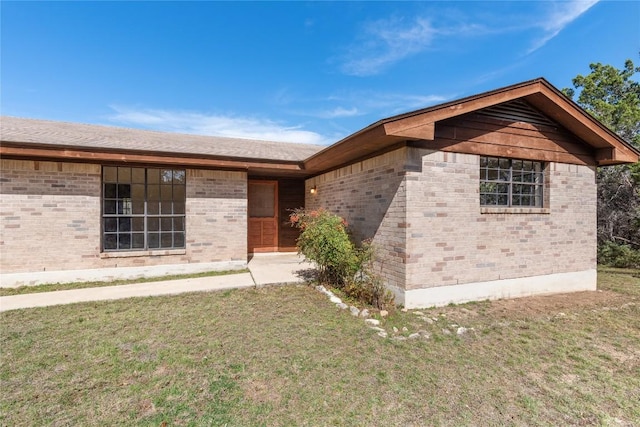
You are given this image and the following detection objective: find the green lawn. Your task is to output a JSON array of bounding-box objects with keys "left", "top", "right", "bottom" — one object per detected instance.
[{"left": 1, "top": 269, "right": 638, "bottom": 426}]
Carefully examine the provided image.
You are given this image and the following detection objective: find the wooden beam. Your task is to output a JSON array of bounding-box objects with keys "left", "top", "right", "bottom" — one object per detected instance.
[
  {"left": 384, "top": 83, "right": 542, "bottom": 131},
  {"left": 595, "top": 147, "right": 615, "bottom": 163},
  {"left": 410, "top": 139, "right": 596, "bottom": 166},
  {"left": 0, "top": 144, "right": 305, "bottom": 173},
  {"left": 303, "top": 125, "right": 402, "bottom": 173},
  {"left": 384, "top": 122, "right": 435, "bottom": 140}
]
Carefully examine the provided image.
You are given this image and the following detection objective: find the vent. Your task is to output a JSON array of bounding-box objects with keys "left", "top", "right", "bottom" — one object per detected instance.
[{"left": 477, "top": 100, "right": 557, "bottom": 127}]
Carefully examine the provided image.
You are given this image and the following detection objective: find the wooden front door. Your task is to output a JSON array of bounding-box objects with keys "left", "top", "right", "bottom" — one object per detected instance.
[{"left": 248, "top": 180, "right": 278, "bottom": 253}]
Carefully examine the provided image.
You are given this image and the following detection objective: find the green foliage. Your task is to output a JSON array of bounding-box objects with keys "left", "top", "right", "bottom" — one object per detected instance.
[
  {"left": 290, "top": 208, "right": 394, "bottom": 309},
  {"left": 343, "top": 240, "right": 396, "bottom": 310},
  {"left": 597, "top": 241, "right": 640, "bottom": 269},
  {"left": 562, "top": 56, "right": 640, "bottom": 146},
  {"left": 563, "top": 55, "right": 640, "bottom": 252},
  {"left": 290, "top": 208, "right": 359, "bottom": 286}
]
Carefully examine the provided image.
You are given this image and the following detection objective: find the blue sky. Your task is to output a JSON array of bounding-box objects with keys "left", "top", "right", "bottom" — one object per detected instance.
[{"left": 1, "top": 1, "right": 638, "bottom": 145}]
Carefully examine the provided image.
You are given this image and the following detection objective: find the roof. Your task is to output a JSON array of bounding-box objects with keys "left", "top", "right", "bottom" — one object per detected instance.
[
  {"left": 0, "top": 116, "right": 323, "bottom": 161},
  {"left": 2, "top": 78, "right": 638, "bottom": 176},
  {"left": 0, "top": 116, "right": 323, "bottom": 176},
  {"left": 303, "top": 77, "right": 639, "bottom": 173}
]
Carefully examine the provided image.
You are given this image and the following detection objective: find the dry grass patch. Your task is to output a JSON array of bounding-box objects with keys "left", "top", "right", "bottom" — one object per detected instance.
[{"left": 1, "top": 270, "right": 639, "bottom": 426}]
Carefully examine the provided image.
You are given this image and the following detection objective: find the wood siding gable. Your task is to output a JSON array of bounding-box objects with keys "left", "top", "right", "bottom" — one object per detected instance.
[{"left": 429, "top": 100, "right": 597, "bottom": 165}]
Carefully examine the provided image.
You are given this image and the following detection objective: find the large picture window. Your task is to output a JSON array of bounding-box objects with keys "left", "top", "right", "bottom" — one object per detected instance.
[
  {"left": 480, "top": 157, "right": 544, "bottom": 207},
  {"left": 102, "top": 166, "right": 186, "bottom": 251}
]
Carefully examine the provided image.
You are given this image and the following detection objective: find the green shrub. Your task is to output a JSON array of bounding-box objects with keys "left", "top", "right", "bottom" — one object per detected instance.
[
  {"left": 343, "top": 240, "right": 395, "bottom": 310},
  {"left": 290, "top": 208, "right": 395, "bottom": 309},
  {"left": 290, "top": 208, "right": 358, "bottom": 286},
  {"left": 598, "top": 241, "right": 640, "bottom": 268}
]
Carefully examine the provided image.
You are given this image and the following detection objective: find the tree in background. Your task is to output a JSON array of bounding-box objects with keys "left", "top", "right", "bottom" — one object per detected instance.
[{"left": 563, "top": 56, "right": 640, "bottom": 267}]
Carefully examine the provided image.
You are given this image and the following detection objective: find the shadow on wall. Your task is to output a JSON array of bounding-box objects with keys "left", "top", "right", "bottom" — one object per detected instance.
[{"left": 307, "top": 147, "right": 424, "bottom": 245}]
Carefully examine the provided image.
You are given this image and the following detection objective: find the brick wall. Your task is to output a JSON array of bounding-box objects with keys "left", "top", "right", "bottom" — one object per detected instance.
[
  {"left": 186, "top": 169, "right": 247, "bottom": 263},
  {"left": 305, "top": 148, "right": 409, "bottom": 291},
  {"left": 305, "top": 147, "right": 597, "bottom": 295},
  {"left": 404, "top": 148, "right": 596, "bottom": 291},
  {"left": 0, "top": 159, "right": 247, "bottom": 274}
]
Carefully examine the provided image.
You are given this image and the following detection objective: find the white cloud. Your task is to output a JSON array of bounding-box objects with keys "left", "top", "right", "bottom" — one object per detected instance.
[
  {"left": 314, "top": 106, "right": 361, "bottom": 119},
  {"left": 340, "top": 17, "right": 436, "bottom": 76},
  {"left": 336, "top": 1, "right": 600, "bottom": 76},
  {"left": 108, "top": 106, "right": 330, "bottom": 145},
  {"left": 527, "top": 0, "right": 599, "bottom": 53},
  {"left": 326, "top": 91, "right": 451, "bottom": 115}
]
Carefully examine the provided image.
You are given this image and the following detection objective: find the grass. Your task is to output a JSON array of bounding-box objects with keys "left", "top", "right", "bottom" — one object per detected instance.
[
  {"left": 1, "top": 269, "right": 638, "bottom": 426},
  {"left": 0, "top": 269, "right": 249, "bottom": 296}
]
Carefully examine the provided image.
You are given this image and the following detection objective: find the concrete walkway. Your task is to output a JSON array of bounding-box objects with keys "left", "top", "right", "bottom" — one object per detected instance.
[{"left": 0, "top": 253, "right": 314, "bottom": 312}]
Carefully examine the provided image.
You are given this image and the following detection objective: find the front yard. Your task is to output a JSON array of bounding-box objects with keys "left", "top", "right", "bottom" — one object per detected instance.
[{"left": 1, "top": 269, "right": 639, "bottom": 426}]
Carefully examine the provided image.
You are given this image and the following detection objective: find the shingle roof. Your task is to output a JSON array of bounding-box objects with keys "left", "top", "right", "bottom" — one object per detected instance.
[{"left": 0, "top": 116, "right": 324, "bottom": 162}]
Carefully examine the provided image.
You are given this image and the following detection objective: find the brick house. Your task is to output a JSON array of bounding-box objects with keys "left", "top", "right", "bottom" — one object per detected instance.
[{"left": 1, "top": 78, "right": 638, "bottom": 307}]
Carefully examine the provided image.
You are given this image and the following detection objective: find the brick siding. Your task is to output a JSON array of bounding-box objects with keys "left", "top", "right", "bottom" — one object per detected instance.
[
  {"left": 305, "top": 148, "right": 410, "bottom": 291},
  {"left": 405, "top": 148, "right": 596, "bottom": 291},
  {"left": 306, "top": 147, "right": 597, "bottom": 294},
  {"left": 0, "top": 159, "right": 247, "bottom": 273}
]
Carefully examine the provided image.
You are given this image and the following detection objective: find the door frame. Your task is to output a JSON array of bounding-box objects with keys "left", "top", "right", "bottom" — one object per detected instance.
[{"left": 248, "top": 179, "right": 279, "bottom": 253}]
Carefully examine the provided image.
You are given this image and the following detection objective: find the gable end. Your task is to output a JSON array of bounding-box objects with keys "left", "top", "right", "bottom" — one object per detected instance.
[{"left": 476, "top": 100, "right": 557, "bottom": 128}]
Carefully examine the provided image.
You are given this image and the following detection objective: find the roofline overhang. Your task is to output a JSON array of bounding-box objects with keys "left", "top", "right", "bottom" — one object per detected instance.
[
  {"left": 0, "top": 141, "right": 309, "bottom": 176},
  {"left": 304, "top": 78, "right": 639, "bottom": 172}
]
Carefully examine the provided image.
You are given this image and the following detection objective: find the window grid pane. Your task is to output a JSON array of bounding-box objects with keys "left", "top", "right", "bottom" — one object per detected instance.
[
  {"left": 480, "top": 156, "right": 544, "bottom": 208},
  {"left": 102, "top": 167, "right": 186, "bottom": 251}
]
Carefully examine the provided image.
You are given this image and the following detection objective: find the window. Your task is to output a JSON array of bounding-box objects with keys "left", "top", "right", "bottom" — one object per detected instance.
[
  {"left": 480, "top": 157, "right": 544, "bottom": 207},
  {"left": 102, "top": 166, "right": 186, "bottom": 251}
]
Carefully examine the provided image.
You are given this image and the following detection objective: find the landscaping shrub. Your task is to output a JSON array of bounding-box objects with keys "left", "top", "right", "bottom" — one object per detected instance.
[
  {"left": 290, "top": 208, "right": 395, "bottom": 309},
  {"left": 289, "top": 208, "right": 358, "bottom": 286},
  {"left": 598, "top": 241, "right": 640, "bottom": 268},
  {"left": 342, "top": 238, "right": 395, "bottom": 310}
]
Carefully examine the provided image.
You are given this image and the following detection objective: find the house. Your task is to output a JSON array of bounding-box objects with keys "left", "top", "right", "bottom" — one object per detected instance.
[{"left": 1, "top": 78, "right": 638, "bottom": 307}]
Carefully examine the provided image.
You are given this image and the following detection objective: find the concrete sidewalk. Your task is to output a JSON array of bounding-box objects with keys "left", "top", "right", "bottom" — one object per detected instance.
[
  {"left": 0, "top": 253, "right": 314, "bottom": 312},
  {"left": 248, "top": 253, "right": 314, "bottom": 285}
]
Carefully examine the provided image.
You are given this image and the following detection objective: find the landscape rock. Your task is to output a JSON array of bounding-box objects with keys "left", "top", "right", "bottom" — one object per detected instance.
[
  {"left": 402, "top": 326, "right": 408, "bottom": 332},
  {"left": 413, "top": 311, "right": 425, "bottom": 316},
  {"left": 380, "top": 310, "right": 389, "bottom": 317},
  {"left": 392, "top": 336, "right": 407, "bottom": 341},
  {"left": 359, "top": 309, "right": 370, "bottom": 318},
  {"left": 349, "top": 306, "right": 360, "bottom": 317},
  {"left": 330, "top": 296, "right": 342, "bottom": 304},
  {"left": 392, "top": 327, "right": 399, "bottom": 333},
  {"left": 408, "top": 333, "right": 421, "bottom": 339},
  {"left": 370, "top": 326, "right": 385, "bottom": 333},
  {"left": 423, "top": 317, "right": 434, "bottom": 325},
  {"left": 337, "top": 302, "right": 348, "bottom": 310},
  {"left": 377, "top": 331, "right": 388, "bottom": 338},
  {"left": 456, "top": 327, "right": 468, "bottom": 335},
  {"left": 365, "top": 318, "right": 380, "bottom": 326},
  {"left": 442, "top": 328, "right": 451, "bottom": 335}
]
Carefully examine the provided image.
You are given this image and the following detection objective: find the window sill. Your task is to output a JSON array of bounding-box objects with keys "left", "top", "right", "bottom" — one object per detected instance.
[
  {"left": 481, "top": 207, "right": 550, "bottom": 214},
  {"left": 100, "top": 249, "right": 187, "bottom": 259}
]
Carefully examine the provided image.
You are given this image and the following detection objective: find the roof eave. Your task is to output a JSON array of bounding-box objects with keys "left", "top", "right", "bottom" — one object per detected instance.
[
  {"left": 305, "top": 78, "right": 638, "bottom": 170},
  {"left": 0, "top": 141, "right": 308, "bottom": 175}
]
